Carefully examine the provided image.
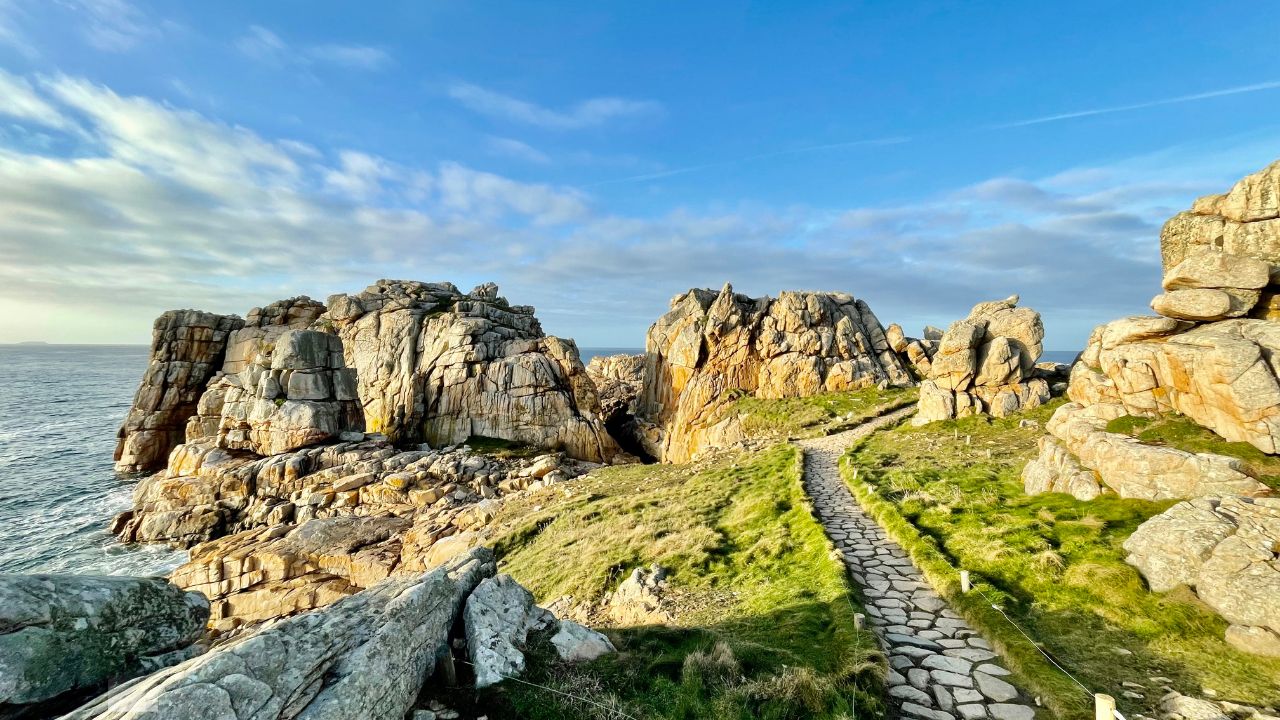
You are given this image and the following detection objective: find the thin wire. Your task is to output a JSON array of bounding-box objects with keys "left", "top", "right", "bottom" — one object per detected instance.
[
  {"left": 971, "top": 585, "right": 1093, "bottom": 698},
  {"left": 451, "top": 656, "right": 641, "bottom": 720}
]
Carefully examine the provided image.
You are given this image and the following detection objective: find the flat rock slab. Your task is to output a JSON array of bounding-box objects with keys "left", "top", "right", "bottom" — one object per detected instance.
[{"left": 796, "top": 408, "right": 1040, "bottom": 720}]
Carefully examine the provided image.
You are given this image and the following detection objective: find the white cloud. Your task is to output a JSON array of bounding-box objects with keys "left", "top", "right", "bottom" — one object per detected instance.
[
  {"left": 448, "top": 82, "right": 661, "bottom": 129},
  {"left": 0, "top": 70, "right": 1270, "bottom": 351},
  {"left": 487, "top": 136, "right": 551, "bottom": 164},
  {"left": 0, "top": 69, "right": 73, "bottom": 129},
  {"left": 236, "top": 25, "right": 390, "bottom": 71}
]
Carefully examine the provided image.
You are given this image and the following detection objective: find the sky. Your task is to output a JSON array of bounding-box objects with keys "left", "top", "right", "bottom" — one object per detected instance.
[{"left": 2, "top": 1, "right": 1280, "bottom": 349}]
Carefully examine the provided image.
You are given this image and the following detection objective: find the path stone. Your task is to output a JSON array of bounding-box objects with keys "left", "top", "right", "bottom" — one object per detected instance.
[{"left": 796, "top": 407, "right": 1039, "bottom": 719}]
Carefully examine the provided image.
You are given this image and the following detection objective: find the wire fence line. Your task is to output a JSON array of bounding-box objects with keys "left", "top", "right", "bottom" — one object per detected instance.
[{"left": 449, "top": 656, "right": 642, "bottom": 720}]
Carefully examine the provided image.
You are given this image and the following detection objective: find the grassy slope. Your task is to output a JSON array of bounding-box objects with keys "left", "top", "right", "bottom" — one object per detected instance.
[
  {"left": 733, "top": 386, "right": 918, "bottom": 441},
  {"left": 842, "top": 399, "right": 1280, "bottom": 720},
  {"left": 1105, "top": 414, "right": 1280, "bottom": 491},
  {"left": 481, "top": 443, "right": 885, "bottom": 720}
]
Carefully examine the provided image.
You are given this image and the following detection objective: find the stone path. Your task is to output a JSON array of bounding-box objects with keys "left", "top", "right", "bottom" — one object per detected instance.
[{"left": 797, "top": 407, "right": 1040, "bottom": 720}]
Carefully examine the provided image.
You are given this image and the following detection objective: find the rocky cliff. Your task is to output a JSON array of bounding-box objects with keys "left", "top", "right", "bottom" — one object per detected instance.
[
  {"left": 1021, "top": 157, "right": 1280, "bottom": 656},
  {"left": 637, "top": 283, "right": 912, "bottom": 462},
  {"left": 912, "top": 295, "right": 1052, "bottom": 425},
  {"left": 115, "top": 311, "right": 245, "bottom": 473}
]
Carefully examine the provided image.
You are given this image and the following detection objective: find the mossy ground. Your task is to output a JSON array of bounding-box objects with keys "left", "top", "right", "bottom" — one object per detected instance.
[
  {"left": 464, "top": 434, "right": 544, "bottom": 459},
  {"left": 843, "top": 399, "right": 1280, "bottom": 719},
  {"left": 1105, "top": 414, "right": 1280, "bottom": 491},
  {"left": 732, "top": 386, "right": 918, "bottom": 441},
  {"left": 474, "top": 443, "right": 885, "bottom": 719}
]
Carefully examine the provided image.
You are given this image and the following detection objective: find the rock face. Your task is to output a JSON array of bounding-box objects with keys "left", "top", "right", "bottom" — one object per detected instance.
[
  {"left": 885, "top": 323, "right": 940, "bottom": 379},
  {"left": 65, "top": 550, "right": 613, "bottom": 720},
  {"left": 1123, "top": 496, "right": 1280, "bottom": 657},
  {"left": 221, "top": 296, "right": 327, "bottom": 375},
  {"left": 0, "top": 575, "right": 208, "bottom": 709},
  {"left": 115, "top": 310, "right": 245, "bottom": 473},
  {"left": 638, "top": 283, "right": 912, "bottom": 462},
  {"left": 912, "top": 296, "right": 1050, "bottom": 425},
  {"left": 188, "top": 329, "right": 363, "bottom": 456},
  {"left": 323, "top": 280, "right": 617, "bottom": 463}
]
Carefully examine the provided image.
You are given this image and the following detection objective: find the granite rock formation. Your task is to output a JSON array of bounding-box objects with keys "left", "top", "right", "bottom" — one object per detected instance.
[
  {"left": 115, "top": 311, "right": 245, "bottom": 473},
  {"left": 1022, "top": 157, "right": 1280, "bottom": 655},
  {"left": 1123, "top": 496, "right": 1280, "bottom": 657},
  {"left": 117, "top": 436, "right": 593, "bottom": 629},
  {"left": 0, "top": 575, "right": 208, "bottom": 710},
  {"left": 885, "top": 322, "right": 940, "bottom": 379},
  {"left": 638, "top": 283, "right": 912, "bottom": 462},
  {"left": 912, "top": 296, "right": 1051, "bottom": 425},
  {"left": 64, "top": 549, "right": 612, "bottom": 720},
  {"left": 323, "top": 280, "right": 618, "bottom": 463},
  {"left": 220, "top": 296, "right": 326, "bottom": 375},
  {"left": 187, "top": 329, "right": 362, "bottom": 456}
]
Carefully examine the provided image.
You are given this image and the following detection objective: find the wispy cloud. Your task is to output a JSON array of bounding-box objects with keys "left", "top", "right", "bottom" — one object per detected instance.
[
  {"left": 487, "top": 136, "right": 551, "bottom": 164},
  {"left": 588, "top": 136, "right": 911, "bottom": 187},
  {"left": 236, "top": 25, "right": 391, "bottom": 71},
  {"left": 448, "top": 81, "right": 661, "bottom": 130},
  {"left": 0, "top": 69, "right": 74, "bottom": 129},
  {"left": 67, "top": 0, "right": 163, "bottom": 52},
  {"left": 994, "top": 80, "right": 1280, "bottom": 129}
]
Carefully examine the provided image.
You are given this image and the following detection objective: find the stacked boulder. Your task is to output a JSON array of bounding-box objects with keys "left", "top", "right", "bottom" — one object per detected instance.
[
  {"left": 0, "top": 574, "right": 208, "bottom": 713},
  {"left": 187, "top": 329, "right": 362, "bottom": 456},
  {"left": 63, "top": 549, "right": 614, "bottom": 720},
  {"left": 220, "top": 296, "right": 326, "bottom": 374},
  {"left": 885, "top": 323, "right": 943, "bottom": 379},
  {"left": 912, "top": 295, "right": 1051, "bottom": 425},
  {"left": 114, "top": 310, "right": 245, "bottom": 473},
  {"left": 1022, "top": 157, "right": 1280, "bottom": 656},
  {"left": 636, "top": 283, "right": 912, "bottom": 462},
  {"left": 324, "top": 280, "right": 618, "bottom": 463}
]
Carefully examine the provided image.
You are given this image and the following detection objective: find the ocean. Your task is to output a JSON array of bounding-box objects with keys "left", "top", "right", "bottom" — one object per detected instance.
[{"left": 0, "top": 344, "right": 1074, "bottom": 576}]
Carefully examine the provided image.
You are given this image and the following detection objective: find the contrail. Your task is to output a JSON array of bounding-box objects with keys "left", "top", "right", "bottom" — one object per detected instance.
[{"left": 992, "top": 80, "right": 1280, "bottom": 129}]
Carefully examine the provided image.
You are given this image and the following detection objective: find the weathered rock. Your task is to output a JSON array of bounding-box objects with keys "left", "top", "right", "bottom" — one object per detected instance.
[
  {"left": 221, "top": 296, "right": 326, "bottom": 375},
  {"left": 115, "top": 310, "right": 245, "bottom": 473},
  {"left": 323, "top": 280, "right": 617, "bottom": 463},
  {"left": 464, "top": 574, "right": 554, "bottom": 688},
  {"left": 1224, "top": 624, "right": 1280, "bottom": 658},
  {"left": 551, "top": 620, "right": 615, "bottom": 662},
  {"left": 1163, "top": 251, "right": 1271, "bottom": 293},
  {"left": 63, "top": 548, "right": 496, "bottom": 720},
  {"left": 1020, "top": 435, "right": 1101, "bottom": 500},
  {"left": 1123, "top": 496, "right": 1280, "bottom": 655},
  {"left": 1029, "top": 402, "right": 1270, "bottom": 501},
  {"left": 913, "top": 296, "right": 1049, "bottom": 425},
  {"left": 638, "top": 283, "right": 912, "bottom": 462},
  {"left": 585, "top": 353, "right": 644, "bottom": 425},
  {"left": 0, "top": 575, "right": 208, "bottom": 708},
  {"left": 1150, "top": 289, "right": 1236, "bottom": 321},
  {"left": 604, "top": 565, "right": 673, "bottom": 625},
  {"left": 1070, "top": 318, "right": 1280, "bottom": 454}
]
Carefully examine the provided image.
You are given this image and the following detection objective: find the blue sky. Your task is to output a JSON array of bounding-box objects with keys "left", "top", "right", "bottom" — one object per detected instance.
[{"left": 2, "top": 0, "right": 1280, "bottom": 349}]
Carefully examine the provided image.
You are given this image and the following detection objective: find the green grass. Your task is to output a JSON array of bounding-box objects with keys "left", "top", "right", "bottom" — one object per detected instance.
[
  {"left": 1105, "top": 414, "right": 1280, "bottom": 491},
  {"left": 477, "top": 444, "right": 885, "bottom": 719},
  {"left": 731, "top": 386, "right": 918, "bottom": 441},
  {"left": 842, "top": 399, "right": 1280, "bottom": 720}
]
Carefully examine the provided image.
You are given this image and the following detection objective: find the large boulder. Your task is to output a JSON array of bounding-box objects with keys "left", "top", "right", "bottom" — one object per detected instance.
[
  {"left": 63, "top": 548, "right": 496, "bottom": 720},
  {"left": 1023, "top": 402, "right": 1271, "bottom": 501},
  {"left": 913, "top": 295, "right": 1050, "bottom": 425},
  {"left": 323, "top": 280, "right": 618, "bottom": 463},
  {"left": 1123, "top": 496, "right": 1280, "bottom": 656},
  {"left": 115, "top": 310, "right": 245, "bottom": 473},
  {"left": 0, "top": 575, "right": 208, "bottom": 709},
  {"left": 637, "top": 283, "right": 912, "bottom": 462}
]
